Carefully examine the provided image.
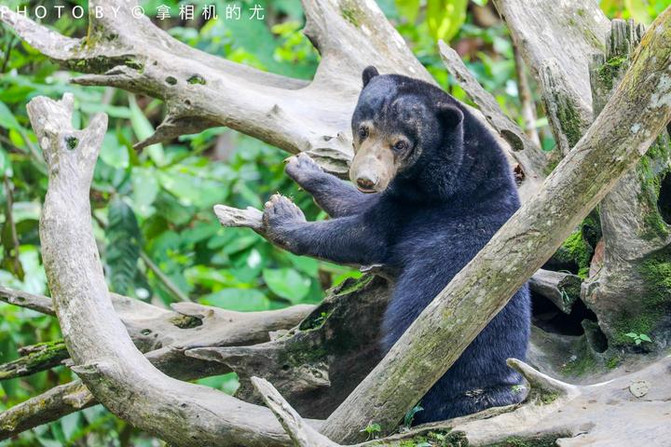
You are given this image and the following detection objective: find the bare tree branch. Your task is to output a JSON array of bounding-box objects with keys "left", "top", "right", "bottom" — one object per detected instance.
[
  {"left": 252, "top": 377, "right": 339, "bottom": 447},
  {"left": 0, "top": 285, "right": 55, "bottom": 315},
  {"left": 0, "top": 381, "right": 93, "bottom": 441},
  {"left": 0, "top": 0, "right": 435, "bottom": 176},
  {"left": 0, "top": 340, "right": 68, "bottom": 381},
  {"left": 31, "top": 93, "right": 298, "bottom": 446},
  {"left": 512, "top": 42, "right": 541, "bottom": 146},
  {"left": 528, "top": 269, "right": 582, "bottom": 314}
]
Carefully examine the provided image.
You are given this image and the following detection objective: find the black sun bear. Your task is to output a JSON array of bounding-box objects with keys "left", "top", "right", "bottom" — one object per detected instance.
[{"left": 261, "top": 66, "right": 531, "bottom": 424}]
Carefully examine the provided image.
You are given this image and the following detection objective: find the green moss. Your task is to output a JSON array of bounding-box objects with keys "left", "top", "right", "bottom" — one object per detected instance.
[
  {"left": 641, "top": 213, "right": 669, "bottom": 240},
  {"left": 299, "top": 310, "right": 330, "bottom": 331},
  {"left": 543, "top": 156, "right": 560, "bottom": 176},
  {"left": 380, "top": 430, "right": 467, "bottom": 447},
  {"left": 0, "top": 340, "right": 69, "bottom": 380},
  {"left": 165, "top": 76, "right": 177, "bottom": 85},
  {"left": 124, "top": 58, "right": 144, "bottom": 72},
  {"left": 187, "top": 74, "right": 206, "bottom": 85},
  {"left": 483, "top": 436, "right": 559, "bottom": 447},
  {"left": 606, "top": 354, "right": 622, "bottom": 369},
  {"left": 280, "top": 340, "right": 328, "bottom": 367},
  {"left": 65, "top": 136, "right": 78, "bottom": 150},
  {"left": 636, "top": 136, "right": 671, "bottom": 241},
  {"left": 553, "top": 230, "right": 593, "bottom": 278},
  {"left": 556, "top": 100, "right": 584, "bottom": 148},
  {"left": 561, "top": 336, "right": 597, "bottom": 376},
  {"left": 169, "top": 314, "right": 203, "bottom": 329},
  {"left": 539, "top": 390, "right": 560, "bottom": 405},
  {"left": 597, "top": 55, "right": 628, "bottom": 91},
  {"left": 609, "top": 246, "right": 671, "bottom": 347},
  {"left": 610, "top": 312, "right": 658, "bottom": 347},
  {"left": 67, "top": 55, "right": 144, "bottom": 74},
  {"left": 340, "top": 0, "right": 362, "bottom": 26},
  {"left": 333, "top": 274, "right": 373, "bottom": 296},
  {"left": 610, "top": 243, "right": 670, "bottom": 347}
]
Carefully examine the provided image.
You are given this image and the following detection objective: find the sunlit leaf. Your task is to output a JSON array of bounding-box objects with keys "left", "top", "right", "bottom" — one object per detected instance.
[
  {"left": 263, "top": 268, "right": 311, "bottom": 302},
  {"left": 201, "top": 288, "right": 270, "bottom": 311}
]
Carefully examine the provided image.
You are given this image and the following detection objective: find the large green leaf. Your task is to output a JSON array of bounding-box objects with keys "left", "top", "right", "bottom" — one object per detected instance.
[
  {"left": 262, "top": 268, "right": 311, "bottom": 302},
  {"left": 395, "top": 0, "right": 421, "bottom": 23},
  {"left": 426, "top": 0, "right": 468, "bottom": 42},
  {"left": 201, "top": 288, "right": 270, "bottom": 311},
  {"left": 129, "top": 95, "right": 165, "bottom": 166},
  {"left": 0, "top": 100, "right": 21, "bottom": 131},
  {"left": 105, "top": 197, "right": 142, "bottom": 295}
]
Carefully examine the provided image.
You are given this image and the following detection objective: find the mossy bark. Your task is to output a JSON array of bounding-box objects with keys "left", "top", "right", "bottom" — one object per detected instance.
[{"left": 583, "top": 19, "right": 671, "bottom": 350}]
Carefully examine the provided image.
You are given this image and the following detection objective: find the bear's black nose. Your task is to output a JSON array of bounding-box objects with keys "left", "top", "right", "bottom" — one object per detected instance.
[{"left": 356, "top": 177, "right": 376, "bottom": 191}]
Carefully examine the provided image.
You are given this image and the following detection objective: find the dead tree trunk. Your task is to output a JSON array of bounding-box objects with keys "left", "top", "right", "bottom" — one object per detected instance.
[{"left": 583, "top": 19, "right": 671, "bottom": 351}]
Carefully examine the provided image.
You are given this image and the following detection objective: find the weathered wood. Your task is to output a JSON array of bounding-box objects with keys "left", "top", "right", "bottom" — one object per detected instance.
[
  {"left": 320, "top": 10, "right": 671, "bottom": 441},
  {"left": 187, "top": 276, "right": 390, "bottom": 419},
  {"left": 0, "top": 284, "right": 314, "bottom": 377},
  {"left": 251, "top": 377, "right": 339, "bottom": 447},
  {"left": 539, "top": 59, "right": 593, "bottom": 156},
  {"left": 367, "top": 356, "right": 671, "bottom": 446},
  {"left": 0, "top": 0, "right": 434, "bottom": 176},
  {"left": 528, "top": 269, "right": 582, "bottom": 314},
  {"left": 32, "top": 93, "right": 294, "bottom": 446},
  {"left": 492, "top": 0, "right": 608, "bottom": 157},
  {"left": 0, "top": 381, "right": 93, "bottom": 440},
  {"left": 584, "top": 18, "right": 671, "bottom": 349},
  {"left": 0, "top": 285, "right": 55, "bottom": 315},
  {"left": 0, "top": 340, "right": 68, "bottom": 381},
  {"left": 493, "top": 0, "right": 609, "bottom": 109}
]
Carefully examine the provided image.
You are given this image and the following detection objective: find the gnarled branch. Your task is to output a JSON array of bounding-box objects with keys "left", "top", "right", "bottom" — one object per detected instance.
[{"left": 32, "top": 93, "right": 293, "bottom": 446}]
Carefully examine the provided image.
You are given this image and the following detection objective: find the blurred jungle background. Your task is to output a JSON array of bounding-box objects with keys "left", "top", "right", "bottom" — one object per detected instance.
[{"left": 0, "top": 0, "right": 668, "bottom": 445}]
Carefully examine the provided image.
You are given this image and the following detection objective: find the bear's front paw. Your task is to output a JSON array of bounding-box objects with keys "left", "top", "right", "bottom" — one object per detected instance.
[
  {"left": 262, "top": 194, "right": 306, "bottom": 247},
  {"left": 285, "top": 153, "right": 324, "bottom": 187}
]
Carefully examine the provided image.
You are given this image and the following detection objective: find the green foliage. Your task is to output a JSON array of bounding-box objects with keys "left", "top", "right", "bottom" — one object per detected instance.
[
  {"left": 426, "top": 0, "right": 468, "bottom": 43},
  {"left": 600, "top": 0, "right": 670, "bottom": 24},
  {"left": 105, "top": 197, "right": 142, "bottom": 296},
  {"left": 624, "top": 332, "right": 652, "bottom": 345},
  {"left": 361, "top": 421, "right": 382, "bottom": 440}
]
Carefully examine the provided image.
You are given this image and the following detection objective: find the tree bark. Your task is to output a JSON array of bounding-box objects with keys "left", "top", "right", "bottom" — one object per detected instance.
[{"left": 583, "top": 19, "right": 671, "bottom": 350}]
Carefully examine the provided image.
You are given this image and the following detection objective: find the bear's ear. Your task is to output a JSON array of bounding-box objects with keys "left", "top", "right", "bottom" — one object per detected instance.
[
  {"left": 362, "top": 66, "right": 380, "bottom": 87},
  {"left": 437, "top": 104, "right": 464, "bottom": 130}
]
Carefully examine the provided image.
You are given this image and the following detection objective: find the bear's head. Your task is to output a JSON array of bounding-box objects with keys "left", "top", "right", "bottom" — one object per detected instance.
[{"left": 350, "top": 66, "right": 464, "bottom": 197}]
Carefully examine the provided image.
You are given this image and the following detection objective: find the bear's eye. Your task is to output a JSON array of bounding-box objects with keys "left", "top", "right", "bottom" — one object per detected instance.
[
  {"left": 358, "top": 126, "right": 369, "bottom": 140},
  {"left": 393, "top": 140, "right": 409, "bottom": 152}
]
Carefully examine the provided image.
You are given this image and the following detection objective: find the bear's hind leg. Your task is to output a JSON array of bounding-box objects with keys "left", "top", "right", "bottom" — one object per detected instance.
[{"left": 412, "top": 383, "right": 527, "bottom": 425}]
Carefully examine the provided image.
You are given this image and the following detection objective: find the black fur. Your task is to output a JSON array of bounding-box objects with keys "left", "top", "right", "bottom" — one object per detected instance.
[{"left": 271, "top": 69, "right": 531, "bottom": 424}]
